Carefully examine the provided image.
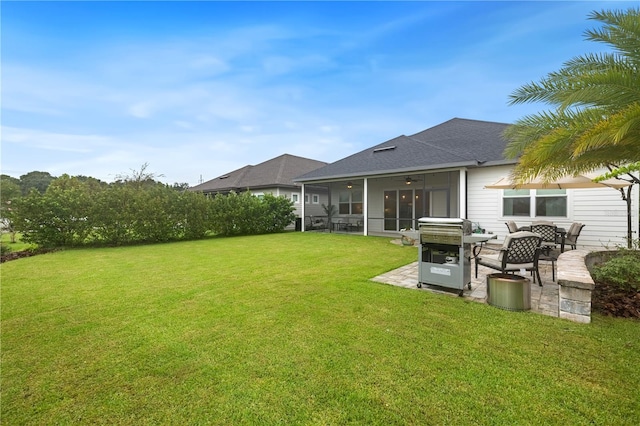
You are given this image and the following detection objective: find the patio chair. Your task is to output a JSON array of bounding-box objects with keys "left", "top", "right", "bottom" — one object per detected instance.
[
  {"left": 531, "top": 224, "right": 559, "bottom": 281},
  {"left": 531, "top": 224, "right": 558, "bottom": 248},
  {"left": 563, "top": 222, "right": 585, "bottom": 251},
  {"left": 505, "top": 221, "right": 519, "bottom": 233},
  {"left": 475, "top": 231, "right": 543, "bottom": 285}
]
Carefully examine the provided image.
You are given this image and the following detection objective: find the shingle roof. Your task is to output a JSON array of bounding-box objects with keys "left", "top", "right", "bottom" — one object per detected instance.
[
  {"left": 189, "top": 153, "right": 328, "bottom": 193},
  {"left": 296, "top": 118, "right": 514, "bottom": 181}
]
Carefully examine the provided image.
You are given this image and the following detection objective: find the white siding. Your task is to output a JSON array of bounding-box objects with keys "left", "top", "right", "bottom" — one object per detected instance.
[{"left": 467, "top": 166, "right": 638, "bottom": 249}]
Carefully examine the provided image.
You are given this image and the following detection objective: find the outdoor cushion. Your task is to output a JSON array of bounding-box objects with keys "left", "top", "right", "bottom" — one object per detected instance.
[
  {"left": 476, "top": 257, "right": 535, "bottom": 271},
  {"left": 475, "top": 231, "right": 542, "bottom": 285},
  {"left": 505, "top": 221, "right": 519, "bottom": 233}
]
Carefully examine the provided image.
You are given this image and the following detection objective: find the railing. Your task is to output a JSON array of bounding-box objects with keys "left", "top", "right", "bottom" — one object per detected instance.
[{"left": 366, "top": 217, "right": 424, "bottom": 233}]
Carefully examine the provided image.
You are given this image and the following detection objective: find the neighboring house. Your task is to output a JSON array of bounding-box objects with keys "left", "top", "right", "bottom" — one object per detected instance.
[
  {"left": 189, "top": 153, "right": 329, "bottom": 221},
  {"left": 295, "top": 118, "right": 638, "bottom": 248}
]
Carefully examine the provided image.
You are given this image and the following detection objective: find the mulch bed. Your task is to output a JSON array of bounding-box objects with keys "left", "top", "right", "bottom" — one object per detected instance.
[{"left": 592, "top": 281, "right": 640, "bottom": 319}]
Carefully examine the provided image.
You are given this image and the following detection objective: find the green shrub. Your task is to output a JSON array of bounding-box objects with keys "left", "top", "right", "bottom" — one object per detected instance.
[
  {"left": 208, "top": 191, "right": 295, "bottom": 236},
  {"left": 12, "top": 173, "right": 294, "bottom": 247},
  {"left": 591, "top": 248, "right": 640, "bottom": 291},
  {"left": 256, "top": 193, "right": 296, "bottom": 234},
  {"left": 0, "top": 242, "right": 12, "bottom": 256}
]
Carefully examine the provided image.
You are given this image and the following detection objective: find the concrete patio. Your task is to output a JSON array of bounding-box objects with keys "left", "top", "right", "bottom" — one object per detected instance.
[{"left": 371, "top": 259, "right": 560, "bottom": 317}]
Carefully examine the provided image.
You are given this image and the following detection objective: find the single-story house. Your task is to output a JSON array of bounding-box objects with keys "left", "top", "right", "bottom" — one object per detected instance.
[
  {"left": 295, "top": 118, "right": 638, "bottom": 248},
  {"left": 189, "top": 153, "right": 330, "bottom": 223}
]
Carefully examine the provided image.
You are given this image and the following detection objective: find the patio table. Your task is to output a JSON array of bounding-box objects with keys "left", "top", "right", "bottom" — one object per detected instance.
[{"left": 464, "top": 233, "right": 498, "bottom": 258}]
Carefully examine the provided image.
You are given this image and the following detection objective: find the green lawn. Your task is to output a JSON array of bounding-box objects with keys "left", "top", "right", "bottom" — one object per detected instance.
[{"left": 2, "top": 232, "right": 639, "bottom": 424}]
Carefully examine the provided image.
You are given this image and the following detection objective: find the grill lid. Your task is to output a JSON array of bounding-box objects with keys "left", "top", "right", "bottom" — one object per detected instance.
[
  {"left": 418, "top": 217, "right": 468, "bottom": 225},
  {"left": 418, "top": 218, "right": 472, "bottom": 245}
]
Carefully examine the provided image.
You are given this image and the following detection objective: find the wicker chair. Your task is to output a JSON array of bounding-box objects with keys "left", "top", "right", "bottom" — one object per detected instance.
[{"left": 475, "top": 231, "right": 543, "bottom": 285}]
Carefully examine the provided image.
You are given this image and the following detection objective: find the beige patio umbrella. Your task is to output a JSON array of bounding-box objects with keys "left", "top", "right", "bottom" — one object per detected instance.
[
  {"left": 485, "top": 174, "right": 630, "bottom": 190},
  {"left": 486, "top": 173, "right": 635, "bottom": 247}
]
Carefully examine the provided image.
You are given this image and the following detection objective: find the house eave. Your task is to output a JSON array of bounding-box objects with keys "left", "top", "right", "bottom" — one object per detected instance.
[
  {"left": 468, "top": 159, "right": 518, "bottom": 168},
  {"left": 295, "top": 160, "right": 483, "bottom": 183}
]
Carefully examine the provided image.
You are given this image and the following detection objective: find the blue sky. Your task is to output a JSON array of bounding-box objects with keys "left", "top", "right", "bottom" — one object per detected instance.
[{"left": 1, "top": 1, "right": 634, "bottom": 185}]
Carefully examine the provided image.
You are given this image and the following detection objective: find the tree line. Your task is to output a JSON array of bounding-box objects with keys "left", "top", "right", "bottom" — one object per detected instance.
[{"left": 1, "top": 171, "right": 296, "bottom": 248}]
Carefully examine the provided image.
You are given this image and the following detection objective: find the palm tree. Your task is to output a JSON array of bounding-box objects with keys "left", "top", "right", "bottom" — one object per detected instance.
[{"left": 503, "top": 7, "right": 640, "bottom": 245}]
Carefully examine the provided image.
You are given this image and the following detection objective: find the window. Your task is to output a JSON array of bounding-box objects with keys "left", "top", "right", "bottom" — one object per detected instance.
[
  {"left": 503, "top": 189, "right": 530, "bottom": 217},
  {"left": 305, "top": 194, "right": 310, "bottom": 204},
  {"left": 339, "top": 192, "right": 350, "bottom": 214},
  {"left": 339, "top": 190, "right": 363, "bottom": 215},
  {"left": 535, "top": 189, "right": 567, "bottom": 217},
  {"left": 351, "top": 191, "right": 363, "bottom": 214},
  {"left": 312, "top": 194, "right": 320, "bottom": 204},
  {"left": 503, "top": 189, "right": 567, "bottom": 217},
  {"left": 291, "top": 193, "right": 300, "bottom": 204}
]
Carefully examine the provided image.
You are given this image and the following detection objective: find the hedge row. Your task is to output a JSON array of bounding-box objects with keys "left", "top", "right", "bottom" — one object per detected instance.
[{"left": 10, "top": 175, "right": 296, "bottom": 247}]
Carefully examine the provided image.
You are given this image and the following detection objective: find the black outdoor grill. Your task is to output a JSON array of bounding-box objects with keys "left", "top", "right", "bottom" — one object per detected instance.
[{"left": 417, "top": 218, "right": 473, "bottom": 295}]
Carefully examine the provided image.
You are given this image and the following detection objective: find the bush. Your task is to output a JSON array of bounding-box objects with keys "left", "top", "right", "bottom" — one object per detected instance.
[
  {"left": 208, "top": 191, "right": 295, "bottom": 237},
  {"left": 0, "top": 243, "right": 12, "bottom": 256},
  {"left": 11, "top": 173, "right": 295, "bottom": 247},
  {"left": 591, "top": 248, "right": 640, "bottom": 291}
]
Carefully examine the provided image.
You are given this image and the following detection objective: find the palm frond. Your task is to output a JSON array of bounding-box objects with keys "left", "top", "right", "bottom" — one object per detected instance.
[
  {"left": 506, "top": 8, "right": 640, "bottom": 183},
  {"left": 586, "top": 8, "right": 640, "bottom": 62}
]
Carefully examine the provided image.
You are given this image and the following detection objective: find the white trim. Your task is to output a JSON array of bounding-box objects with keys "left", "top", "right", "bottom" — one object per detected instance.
[
  {"left": 364, "top": 178, "right": 368, "bottom": 235},
  {"left": 459, "top": 169, "right": 467, "bottom": 219},
  {"left": 301, "top": 185, "right": 305, "bottom": 232}
]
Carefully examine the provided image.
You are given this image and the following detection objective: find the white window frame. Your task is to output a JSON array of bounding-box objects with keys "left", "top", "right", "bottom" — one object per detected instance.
[
  {"left": 291, "top": 193, "right": 300, "bottom": 204},
  {"left": 312, "top": 194, "right": 320, "bottom": 204},
  {"left": 502, "top": 189, "right": 567, "bottom": 218},
  {"left": 339, "top": 190, "right": 363, "bottom": 215}
]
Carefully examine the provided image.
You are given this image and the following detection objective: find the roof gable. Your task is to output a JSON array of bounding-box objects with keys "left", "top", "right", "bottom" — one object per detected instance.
[{"left": 190, "top": 154, "right": 328, "bottom": 193}]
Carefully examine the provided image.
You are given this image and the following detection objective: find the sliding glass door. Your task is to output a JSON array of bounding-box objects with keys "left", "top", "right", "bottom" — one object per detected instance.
[
  {"left": 384, "top": 190, "right": 397, "bottom": 231},
  {"left": 384, "top": 188, "right": 448, "bottom": 231}
]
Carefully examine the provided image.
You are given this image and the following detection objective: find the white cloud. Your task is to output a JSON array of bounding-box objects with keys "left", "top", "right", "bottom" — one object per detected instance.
[
  {"left": 1, "top": 126, "right": 109, "bottom": 153},
  {"left": 128, "top": 101, "right": 155, "bottom": 119}
]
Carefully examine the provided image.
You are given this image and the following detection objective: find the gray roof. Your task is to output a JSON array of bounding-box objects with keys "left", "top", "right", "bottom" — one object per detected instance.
[
  {"left": 189, "top": 153, "right": 328, "bottom": 193},
  {"left": 296, "top": 118, "right": 514, "bottom": 182}
]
